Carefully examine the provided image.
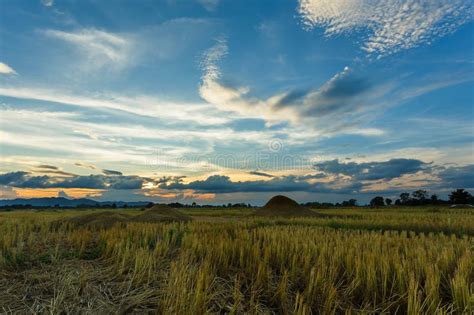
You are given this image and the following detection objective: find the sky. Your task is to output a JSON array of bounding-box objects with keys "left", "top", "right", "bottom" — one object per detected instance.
[{"left": 0, "top": 0, "right": 473, "bottom": 205}]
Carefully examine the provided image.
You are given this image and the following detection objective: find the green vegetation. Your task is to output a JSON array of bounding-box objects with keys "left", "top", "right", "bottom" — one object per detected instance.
[{"left": 0, "top": 206, "right": 472, "bottom": 313}]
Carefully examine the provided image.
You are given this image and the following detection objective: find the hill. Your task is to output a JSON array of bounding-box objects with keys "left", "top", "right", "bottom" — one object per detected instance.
[{"left": 254, "top": 195, "right": 318, "bottom": 217}]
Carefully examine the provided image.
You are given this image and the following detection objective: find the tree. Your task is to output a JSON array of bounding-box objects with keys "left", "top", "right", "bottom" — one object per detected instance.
[
  {"left": 449, "top": 189, "right": 472, "bottom": 204},
  {"left": 370, "top": 196, "right": 385, "bottom": 207},
  {"left": 412, "top": 190, "right": 428, "bottom": 202},
  {"left": 111, "top": 203, "right": 117, "bottom": 209},
  {"left": 342, "top": 199, "right": 357, "bottom": 207},
  {"left": 399, "top": 193, "right": 410, "bottom": 205},
  {"left": 430, "top": 194, "right": 439, "bottom": 204},
  {"left": 385, "top": 198, "right": 392, "bottom": 206}
]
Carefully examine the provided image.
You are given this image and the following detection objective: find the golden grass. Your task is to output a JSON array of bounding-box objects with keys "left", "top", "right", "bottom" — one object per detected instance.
[{"left": 0, "top": 208, "right": 472, "bottom": 314}]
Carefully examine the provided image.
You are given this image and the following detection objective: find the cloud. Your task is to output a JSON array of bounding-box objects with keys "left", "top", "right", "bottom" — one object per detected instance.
[
  {"left": 41, "top": 0, "right": 53, "bottom": 7},
  {"left": 1, "top": 162, "right": 472, "bottom": 197},
  {"left": 36, "top": 164, "right": 58, "bottom": 170},
  {"left": 0, "top": 62, "right": 17, "bottom": 75},
  {"left": 58, "top": 190, "right": 70, "bottom": 198},
  {"left": 197, "top": 0, "right": 219, "bottom": 12},
  {"left": 32, "top": 165, "right": 76, "bottom": 177},
  {"left": 199, "top": 38, "right": 277, "bottom": 120},
  {"left": 249, "top": 171, "right": 275, "bottom": 178},
  {"left": 42, "top": 28, "right": 132, "bottom": 72},
  {"left": 34, "top": 169, "right": 77, "bottom": 177},
  {"left": 273, "top": 67, "right": 376, "bottom": 127},
  {"left": 438, "top": 164, "right": 474, "bottom": 189},
  {"left": 75, "top": 162, "right": 97, "bottom": 170},
  {"left": 297, "top": 0, "right": 474, "bottom": 57},
  {"left": 199, "top": 44, "right": 384, "bottom": 135},
  {"left": 160, "top": 175, "right": 314, "bottom": 193},
  {"left": 314, "top": 158, "right": 430, "bottom": 181},
  {"left": 159, "top": 160, "right": 470, "bottom": 195},
  {"left": 102, "top": 169, "right": 123, "bottom": 176},
  {"left": 0, "top": 172, "right": 30, "bottom": 187},
  {"left": 0, "top": 185, "right": 17, "bottom": 199},
  {"left": 159, "top": 174, "right": 365, "bottom": 194},
  {"left": 199, "top": 40, "right": 470, "bottom": 138},
  {"left": 0, "top": 86, "right": 229, "bottom": 125},
  {"left": 0, "top": 171, "right": 151, "bottom": 190}
]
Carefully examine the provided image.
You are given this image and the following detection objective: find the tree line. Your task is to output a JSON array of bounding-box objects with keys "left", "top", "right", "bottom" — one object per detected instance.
[{"left": 369, "top": 189, "right": 473, "bottom": 207}]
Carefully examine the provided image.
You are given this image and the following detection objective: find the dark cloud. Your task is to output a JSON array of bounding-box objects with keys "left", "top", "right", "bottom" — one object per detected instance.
[
  {"left": 314, "top": 158, "right": 430, "bottom": 181},
  {"left": 155, "top": 176, "right": 186, "bottom": 184},
  {"left": 306, "top": 73, "right": 370, "bottom": 117},
  {"left": 102, "top": 169, "right": 123, "bottom": 176},
  {"left": 160, "top": 175, "right": 309, "bottom": 193},
  {"left": 74, "top": 162, "right": 97, "bottom": 170},
  {"left": 249, "top": 171, "right": 274, "bottom": 178},
  {"left": 159, "top": 174, "right": 359, "bottom": 194},
  {"left": 36, "top": 164, "right": 58, "bottom": 170},
  {"left": 0, "top": 172, "right": 148, "bottom": 190},
  {"left": 438, "top": 165, "right": 474, "bottom": 189},
  {"left": 275, "top": 67, "right": 372, "bottom": 119},
  {"left": 297, "top": 173, "right": 327, "bottom": 180},
  {"left": 1, "top": 162, "right": 471, "bottom": 196},
  {"left": 0, "top": 171, "right": 30, "bottom": 186},
  {"left": 52, "top": 175, "right": 109, "bottom": 189},
  {"left": 108, "top": 176, "right": 144, "bottom": 189},
  {"left": 32, "top": 165, "right": 76, "bottom": 177},
  {"left": 272, "top": 89, "right": 309, "bottom": 110},
  {"left": 39, "top": 170, "right": 76, "bottom": 177}
]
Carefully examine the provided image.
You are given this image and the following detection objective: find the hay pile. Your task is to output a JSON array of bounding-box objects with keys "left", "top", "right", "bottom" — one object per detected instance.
[
  {"left": 64, "top": 211, "right": 130, "bottom": 228},
  {"left": 254, "top": 195, "right": 317, "bottom": 217},
  {"left": 129, "top": 204, "right": 192, "bottom": 223}
]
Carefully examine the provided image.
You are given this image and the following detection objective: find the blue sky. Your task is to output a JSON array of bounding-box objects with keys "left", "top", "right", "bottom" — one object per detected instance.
[{"left": 0, "top": 0, "right": 473, "bottom": 204}]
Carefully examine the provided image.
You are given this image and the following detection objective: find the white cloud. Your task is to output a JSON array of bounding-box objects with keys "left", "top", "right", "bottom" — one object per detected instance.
[
  {"left": 0, "top": 185, "right": 17, "bottom": 199},
  {"left": 42, "top": 28, "right": 132, "bottom": 72},
  {"left": 297, "top": 0, "right": 474, "bottom": 57},
  {"left": 198, "top": 39, "right": 299, "bottom": 123},
  {"left": 0, "top": 86, "right": 229, "bottom": 125},
  {"left": 199, "top": 43, "right": 382, "bottom": 135},
  {"left": 198, "top": 40, "right": 472, "bottom": 138},
  {"left": 0, "top": 62, "right": 17, "bottom": 75},
  {"left": 41, "top": 0, "right": 54, "bottom": 7},
  {"left": 197, "top": 0, "right": 219, "bottom": 12}
]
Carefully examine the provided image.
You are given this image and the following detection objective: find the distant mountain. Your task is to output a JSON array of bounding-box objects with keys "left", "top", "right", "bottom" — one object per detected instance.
[{"left": 0, "top": 197, "right": 149, "bottom": 208}]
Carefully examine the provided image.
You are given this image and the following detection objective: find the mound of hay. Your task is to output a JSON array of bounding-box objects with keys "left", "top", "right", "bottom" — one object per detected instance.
[
  {"left": 129, "top": 204, "right": 192, "bottom": 223},
  {"left": 64, "top": 211, "right": 130, "bottom": 228},
  {"left": 254, "top": 195, "right": 317, "bottom": 217}
]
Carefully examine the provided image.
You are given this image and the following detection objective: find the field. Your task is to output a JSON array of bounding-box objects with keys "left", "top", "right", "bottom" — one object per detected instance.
[{"left": 0, "top": 206, "right": 473, "bottom": 314}]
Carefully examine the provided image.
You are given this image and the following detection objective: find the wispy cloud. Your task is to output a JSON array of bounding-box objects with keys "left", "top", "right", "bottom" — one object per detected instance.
[
  {"left": 75, "top": 162, "right": 97, "bottom": 170},
  {"left": 199, "top": 39, "right": 472, "bottom": 138},
  {"left": 199, "top": 42, "right": 385, "bottom": 136},
  {"left": 0, "top": 86, "right": 229, "bottom": 125},
  {"left": 42, "top": 28, "right": 132, "bottom": 72},
  {"left": 102, "top": 169, "right": 123, "bottom": 176},
  {"left": 297, "top": 0, "right": 474, "bottom": 57},
  {"left": 197, "top": 0, "right": 219, "bottom": 12},
  {"left": 249, "top": 170, "right": 275, "bottom": 178},
  {"left": 0, "top": 62, "right": 17, "bottom": 75},
  {"left": 41, "top": 0, "right": 54, "bottom": 7}
]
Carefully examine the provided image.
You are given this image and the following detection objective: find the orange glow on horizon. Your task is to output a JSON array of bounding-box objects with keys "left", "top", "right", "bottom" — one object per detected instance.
[{"left": 13, "top": 188, "right": 104, "bottom": 199}]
